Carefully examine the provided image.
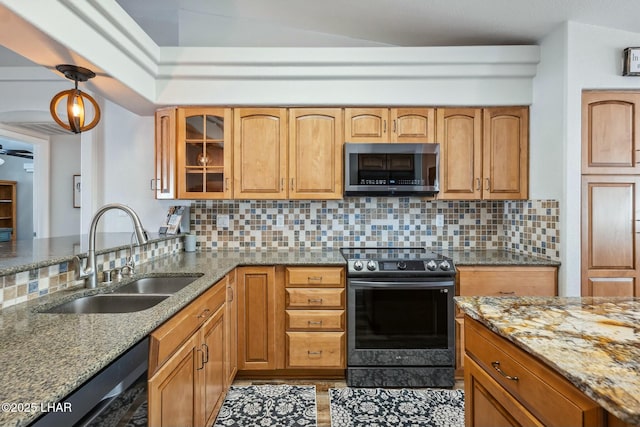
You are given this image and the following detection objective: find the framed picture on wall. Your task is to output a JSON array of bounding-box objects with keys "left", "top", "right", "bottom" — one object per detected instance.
[{"left": 73, "top": 174, "right": 81, "bottom": 208}]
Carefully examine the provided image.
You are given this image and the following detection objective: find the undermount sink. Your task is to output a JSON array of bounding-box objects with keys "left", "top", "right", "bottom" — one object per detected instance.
[
  {"left": 114, "top": 274, "right": 202, "bottom": 294},
  {"left": 42, "top": 294, "right": 169, "bottom": 314}
]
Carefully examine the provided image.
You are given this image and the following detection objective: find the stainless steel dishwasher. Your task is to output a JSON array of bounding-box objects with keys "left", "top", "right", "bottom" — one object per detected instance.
[{"left": 31, "top": 337, "right": 148, "bottom": 427}]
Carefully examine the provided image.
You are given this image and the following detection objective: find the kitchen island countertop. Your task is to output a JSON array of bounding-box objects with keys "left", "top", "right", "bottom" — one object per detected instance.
[{"left": 456, "top": 295, "right": 640, "bottom": 425}]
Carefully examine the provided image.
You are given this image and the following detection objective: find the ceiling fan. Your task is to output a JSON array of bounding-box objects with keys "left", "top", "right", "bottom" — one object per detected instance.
[{"left": 0, "top": 144, "right": 34, "bottom": 159}]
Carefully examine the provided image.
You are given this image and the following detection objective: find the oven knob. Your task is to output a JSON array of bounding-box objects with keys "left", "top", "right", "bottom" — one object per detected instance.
[
  {"left": 426, "top": 260, "right": 438, "bottom": 271},
  {"left": 366, "top": 260, "right": 377, "bottom": 271},
  {"left": 439, "top": 260, "right": 451, "bottom": 271},
  {"left": 353, "top": 260, "right": 363, "bottom": 271},
  {"left": 397, "top": 261, "right": 407, "bottom": 270}
]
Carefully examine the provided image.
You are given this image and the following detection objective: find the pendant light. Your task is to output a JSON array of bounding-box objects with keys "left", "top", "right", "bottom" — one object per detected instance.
[{"left": 50, "top": 64, "right": 101, "bottom": 134}]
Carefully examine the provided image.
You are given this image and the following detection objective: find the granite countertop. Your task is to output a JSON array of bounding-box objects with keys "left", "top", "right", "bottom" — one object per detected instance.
[
  {"left": 0, "top": 249, "right": 345, "bottom": 427},
  {"left": 439, "top": 249, "right": 561, "bottom": 266},
  {"left": 455, "top": 296, "right": 640, "bottom": 425},
  {"left": 0, "top": 244, "right": 558, "bottom": 427}
]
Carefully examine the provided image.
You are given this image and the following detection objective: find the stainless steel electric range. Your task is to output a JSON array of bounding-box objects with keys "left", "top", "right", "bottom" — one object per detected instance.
[{"left": 340, "top": 247, "right": 456, "bottom": 388}]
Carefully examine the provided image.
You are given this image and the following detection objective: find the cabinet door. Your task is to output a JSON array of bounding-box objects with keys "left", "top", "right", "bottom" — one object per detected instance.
[
  {"left": 177, "top": 108, "right": 233, "bottom": 199},
  {"left": 201, "top": 306, "right": 226, "bottom": 427},
  {"left": 234, "top": 108, "right": 287, "bottom": 199},
  {"left": 437, "top": 108, "right": 482, "bottom": 199},
  {"left": 391, "top": 108, "right": 436, "bottom": 142},
  {"left": 148, "top": 334, "right": 201, "bottom": 427},
  {"left": 582, "top": 91, "right": 640, "bottom": 174},
  {"left": 483, "top": 107, "right": 529, "bottom": 200},
  {"left": 225, "top": 272, "right": 238, "bottom": 387},
  {"left": 465, "top": 356, "right": 543, "bottom": 427},
  {"left": 289, "top": 108, "right": 343, "bottom": 199},
  {"left": 154, "top": 108, "right": 177, "bottom": 199},
  {"left": 581, "top": 175, "right": 640, "bottom": 296},
  {"left": 237, "top": 266, "right": 280, "bottom": 370},
  {"left": 344, "top": 108, "right": 389, "bottom": 142}
]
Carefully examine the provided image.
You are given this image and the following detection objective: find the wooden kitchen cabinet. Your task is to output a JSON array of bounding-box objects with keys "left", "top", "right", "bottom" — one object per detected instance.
[
  {"left": 224, "top": 270, "right": 238, "bottom": 387},
  {"left": 148, "top": 280, "right": 227, "bottom": 427},
  {"left": 438, "top": 107, "right": 528, "bottom": 200},
  {"left": 288, "top": 108, "right": 343, "bottom": 199},
  {"left": 177, "top": 107, "right": 233, "bottom": 199},
  {"left": 345, "top": 108, "right": 436, "bottom": 143},
  {"left": 233, "top": 108, "right": 287, "bottom": 199},
  {"left": 0, "top": 180, "right": 16, "bottom": 241},
  {"left": 154, "top": 108, "right": 177, "bottom": 199},
  {"left": 237, "top": 266, "right": 283, "bottom": 370},
  {"left": 437, "top": 108, "right": 483, "bottom": 199},
  {"left": 582, "top": 91, "right": 640, "bottom": 175},
  {"left": 284, "top": 266, "right": 346, "bottom": 369},
  {"left": 464, "top": 316, "right": 603, "bottom": 427},
  {"left": 455, "top": 265, "right": 558, "bottom": 378},
  {"left": 581, "top": 175, "right": 640, "bottom": 297},
  {"left": 482, "top": 107, "right": 529, "bottom": 200}
]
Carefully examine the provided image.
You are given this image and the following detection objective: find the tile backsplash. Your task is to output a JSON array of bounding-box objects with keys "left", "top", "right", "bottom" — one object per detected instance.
[
  {"left": 0, "top": 237, "right": 183, "bottom": 309},
  {"left": 191, "top": 198, "right": 560, "bottom": 259}
]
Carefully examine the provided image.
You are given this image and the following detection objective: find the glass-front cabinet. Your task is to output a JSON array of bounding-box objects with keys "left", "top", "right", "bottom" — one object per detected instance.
[{"left": 177, "top": 108, "right": 233, "bottom": 199}]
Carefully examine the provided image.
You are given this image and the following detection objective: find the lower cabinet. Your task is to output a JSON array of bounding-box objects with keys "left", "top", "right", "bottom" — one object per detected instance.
[
  {"left": 455, "top": 266, "right": 558, "bottom": 378},
  {"left": 464, "top": 316, "right": 604, "bottom": 427},
  {"left": 148, "top": 277, "right": 230, "bottom": 427},
  {"left": 224, "top": 269, "right": 238, "bottom": 387}
]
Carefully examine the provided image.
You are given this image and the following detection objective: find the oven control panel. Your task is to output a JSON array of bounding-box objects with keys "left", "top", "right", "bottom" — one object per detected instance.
[{"left": 347, "top": 259, "right": 455, "bottom": 275}]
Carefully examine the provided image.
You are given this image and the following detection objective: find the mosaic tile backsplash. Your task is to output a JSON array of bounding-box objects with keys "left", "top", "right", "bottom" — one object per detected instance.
[
  {"left": 0, "top": 237, "right": 183, "bottom": 309},
  {"left": 191, "top": 198, "right": 560, "bottom": 259}
]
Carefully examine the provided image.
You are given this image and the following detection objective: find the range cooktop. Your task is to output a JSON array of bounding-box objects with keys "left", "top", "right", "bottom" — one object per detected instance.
[{"left": 340, "top": 247, "right": 455, "bottom": 276}]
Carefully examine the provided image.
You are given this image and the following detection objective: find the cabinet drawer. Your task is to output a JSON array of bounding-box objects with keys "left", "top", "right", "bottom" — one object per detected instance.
[
  {"left": 286, "top": 310, "right": 344, "bottom": 331},
  {"left": 286, "top": 288, "right": 344, "bottom": 308},
  {"left": 149, "top": 281, "right": 226, "bottom": 376},
  {"left": 458, "top": 266, "right": 557, "bottom": 296},
  {"left": 465, "top": 317, "right": 601, "bottom": 427},
  {"left": 286, "top": 332, "right": 344, "bottom": 368},
  {"left": 286, "top": 267, "right": 343, "bottom": 287}
]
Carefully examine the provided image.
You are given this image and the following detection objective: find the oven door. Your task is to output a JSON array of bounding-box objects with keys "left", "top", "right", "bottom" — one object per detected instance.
[{"left": 347, "top": 278, "right": 455, "bottom": 367}]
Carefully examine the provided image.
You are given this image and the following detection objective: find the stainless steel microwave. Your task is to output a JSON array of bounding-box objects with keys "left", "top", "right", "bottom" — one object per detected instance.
[{"left": 344, "top": 143, "right": 440, "bottom": 196}]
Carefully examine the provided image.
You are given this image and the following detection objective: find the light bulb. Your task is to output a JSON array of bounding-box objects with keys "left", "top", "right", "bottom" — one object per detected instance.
[{"left": 71, "top": 102, "right": 82, "bottom": 117}]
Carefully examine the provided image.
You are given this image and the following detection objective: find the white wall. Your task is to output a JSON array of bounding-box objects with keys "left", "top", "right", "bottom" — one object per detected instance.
[
  {"left": 87, "top": 99, "right": 179, "bottom": 235},
  {"left": 530, "top": 24, "right": 568, "bottom": 293},
  {"left": 49, "top": 134, "right": 81, "bottom": 237}
]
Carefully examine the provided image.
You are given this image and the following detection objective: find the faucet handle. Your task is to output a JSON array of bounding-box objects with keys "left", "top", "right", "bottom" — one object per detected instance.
[{"left": 71, "top": 256, "right": 89, "bottom": 281}]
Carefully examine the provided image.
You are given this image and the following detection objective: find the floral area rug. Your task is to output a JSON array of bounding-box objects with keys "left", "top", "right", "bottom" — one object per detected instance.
[
  {"left": 214, "top": 384, "right": 317, "bottom": 427},
  {"left": 329, "top": 387, "right": 464, "bottom": 427}
]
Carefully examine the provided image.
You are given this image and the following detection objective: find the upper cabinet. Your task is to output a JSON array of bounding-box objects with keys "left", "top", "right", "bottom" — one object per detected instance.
[
  {"left": 438, "top": 107, "right": 528, "bottom": 200},
  {"left": 345, "top": 108, "right": 435, "bottom": 142},
  {"left": 289, "top": 108, "right": 343, "bottom": 199},
  {"left": 178, "top": 108, "right": 233, "bottom": 199},
  {"left": 154, "top": 108, "right": 177, "bottom": 200},
  {"left": 233, "top": 108, "right": 288, "bottom": 199},
  {"left": 582, "top": 91, "right": 640, "bottom": 175}
]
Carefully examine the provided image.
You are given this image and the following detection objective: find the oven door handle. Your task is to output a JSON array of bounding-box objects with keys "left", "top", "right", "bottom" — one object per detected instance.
[{"left": 349, "top": 279, "right": 454, "bottom": 289}]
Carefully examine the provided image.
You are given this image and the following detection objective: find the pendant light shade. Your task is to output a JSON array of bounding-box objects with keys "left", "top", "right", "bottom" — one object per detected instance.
[{"left": 50, "top": 65, "right": 101, "bottom": 134}]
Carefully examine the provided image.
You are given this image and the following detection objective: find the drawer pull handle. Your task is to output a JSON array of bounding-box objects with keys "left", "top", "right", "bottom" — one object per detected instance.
[
  {"left": 498, "top": 291, "right": 515, "bottom": 295},
  {"left": 492, "top": 361, "right": 519, "bottom": 381},
  {"left": 308, "top": 276, "right": 323, "bottom": 282},
  {"left": 308, "top": 298, "right": 323, "bottom": 304},
  {"left": 197, "top": 308, "right": 211, "bottom": 319},
  {"left": 308, "top": 320, "right": 323, "bottom": 326},
  {"left": 308, "top": 351, "right": 323, "bottom": 356}
]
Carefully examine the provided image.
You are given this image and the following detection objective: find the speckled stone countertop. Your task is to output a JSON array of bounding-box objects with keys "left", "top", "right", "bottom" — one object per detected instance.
[
  {"left": 0, "top": 249, "right": 345, "bottom": 427},
  {"left": 439, "top": 249, "right": 561, "bottom": 266},
  {"left": 455, "top": 296, "right": 640, "bottom": 425}
]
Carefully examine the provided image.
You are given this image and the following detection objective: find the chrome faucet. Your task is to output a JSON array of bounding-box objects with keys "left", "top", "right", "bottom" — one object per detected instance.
[{"left": 75, "top": 203, "right": 148, "bottom": 288}]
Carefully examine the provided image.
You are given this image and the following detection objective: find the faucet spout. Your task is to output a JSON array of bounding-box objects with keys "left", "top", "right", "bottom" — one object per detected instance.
[{"left": 78, "top": 203, "right": 148, "bottom": 288}]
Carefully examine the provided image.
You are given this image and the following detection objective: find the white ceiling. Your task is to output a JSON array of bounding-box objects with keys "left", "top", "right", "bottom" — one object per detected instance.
[{"left": 115, "top": 0, "right": 640, "bottom": 47}]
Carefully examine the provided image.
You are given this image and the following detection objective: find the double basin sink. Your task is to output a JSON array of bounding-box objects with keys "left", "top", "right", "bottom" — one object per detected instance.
[{"left": 42, "top": 275, "right": 203, "bottom": 314}]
